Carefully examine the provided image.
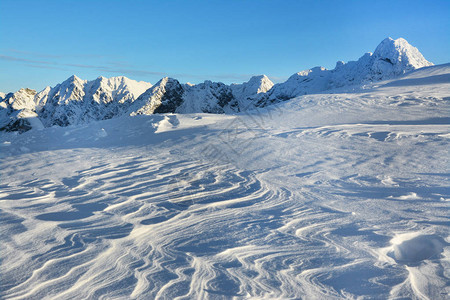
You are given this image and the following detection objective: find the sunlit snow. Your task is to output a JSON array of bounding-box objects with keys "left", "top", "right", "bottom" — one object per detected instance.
[{"left": 0, "top": 62, "right": 449, "bottom": 299}]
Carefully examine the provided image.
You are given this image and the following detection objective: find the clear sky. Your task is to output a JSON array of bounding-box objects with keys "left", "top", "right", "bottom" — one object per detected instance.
[{"left": 1, "top": 0, "right": 449, "bottom": 92}]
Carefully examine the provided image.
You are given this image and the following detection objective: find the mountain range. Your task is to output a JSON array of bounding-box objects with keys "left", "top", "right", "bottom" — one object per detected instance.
[{"left": 0, "top": 38, "right": 433, "bottom": 132}]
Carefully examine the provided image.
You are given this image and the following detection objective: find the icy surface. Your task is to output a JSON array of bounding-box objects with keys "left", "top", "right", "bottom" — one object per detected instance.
[{"left": 0, "top": 63, "right": 449, "bottom": 299}]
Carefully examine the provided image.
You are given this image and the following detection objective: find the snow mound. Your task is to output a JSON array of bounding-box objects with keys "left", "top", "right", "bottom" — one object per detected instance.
[
  {"left": 388, "top": 233, "right": 446, "bottom": 265},
  {"left": 154, "top": 115, "right": 180, "bottom": 133}
]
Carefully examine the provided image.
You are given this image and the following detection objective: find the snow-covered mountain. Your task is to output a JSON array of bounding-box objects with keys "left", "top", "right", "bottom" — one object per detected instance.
[
  {"left": 129, "top": 75, "right": 274, "bottom": 116},
  {"left": 0, "top": 88, "right": 37, "bottom": 111},
  {"left": 0, "top": 38, "right": 434, "bottom": 132},
  {"left": 231, "top": 75, "right": 274, "bottom": 109},
  {"left": 36, "top": 75, "right": 152, "bottom": 127},
  {"left": 1, "top": 76, "right": 151, "bottom": 131},
  {"left": 0, "top": 88, "right": 40, "bottom": 132},
  {"left": 129, "top": 77, "right": 185, "bottom": 115},
  {"left": 255, "top": 37, "right": 433, "bottom": 106}
]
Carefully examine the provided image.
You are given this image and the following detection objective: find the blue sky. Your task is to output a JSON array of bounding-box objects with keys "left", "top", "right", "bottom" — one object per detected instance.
[{"left": 1, "top": 0, "right": 449, "bottom": 92}]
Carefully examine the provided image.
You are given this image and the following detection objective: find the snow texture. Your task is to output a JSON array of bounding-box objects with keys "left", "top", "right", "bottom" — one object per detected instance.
[{"left": 0, "top": 59, "right": 449, "bottom": 299}]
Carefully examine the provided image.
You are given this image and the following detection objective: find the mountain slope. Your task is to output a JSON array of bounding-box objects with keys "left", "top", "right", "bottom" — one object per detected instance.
[{"left": 129, "top": 77, "right": 184, "bottom": 115}]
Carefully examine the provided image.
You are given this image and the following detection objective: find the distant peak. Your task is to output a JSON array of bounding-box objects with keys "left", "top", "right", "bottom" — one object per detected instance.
[
  {"left": 377, "top": 37, "right": 411, "bottom": 46},
  {"left": 110, "top": 75, "right": 127, "bottom": 81},
  {"left": 64, "top": 74, "right": 84, "bottom": 84},
  {"left": 373, "top": 37, "right": 433, "bottom": 68},
  {"left": 394, "top": 37, "right": 407, "bottom": 43},
  {"left": 311, "top": 66, "right": 327, "bottom": 72},
  {"left": 69, "top": 74, "right": 80, "bottom": 80},
  {"left": 96, "top": 75, "right": 127, "bottom": 83},
  {"left": 249, "top": 74, "right": 266, "bottom": 80},
  {"left": 381, "top": 37, "right": 394, "bottom": 43},
  {"left": 157, "top": 77, "right": 179, "bottom": 86},
  {"left": 159, "top": 77, "right": 169, "bottom": 83},
  {"left": 296, "top": 66, "right": 327, "bottom": 77},
  {"left": 240, "top": 74, "right": 274, "bottom": 94},
  {"left": 41, "top": 86, "right": 51, "bottom": 92},
  {"left": 335, "top": 61, "right": 345, "bottom": 68},
  {"left": 18, "top": 87, "right": 37, "bottom": 94},
  {"left": 247, "top": 75, "right": 271, "bottom": 83},
  {"left": 374, "top": 37, "right": 414, "bottom": 55}
]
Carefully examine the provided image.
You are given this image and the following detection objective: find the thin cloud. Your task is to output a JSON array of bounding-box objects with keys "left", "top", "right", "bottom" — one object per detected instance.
[
  {"left": 7, "top": 49, "right": 106, "bottom": 59},
  {"left": 0, "top": 54, "right": 258, "bottom": 84},
  {"left": 0, "top": 54, "right": 167, "bottom": 76},
  {"left": 7, "top": 49, "right": 62, "bottom": 59},
  {"left": 0, "top": 55, "right": 54, "bottom": 65},
  {"left": 27, "top": 64, "right": 69, "bottom": 71}
]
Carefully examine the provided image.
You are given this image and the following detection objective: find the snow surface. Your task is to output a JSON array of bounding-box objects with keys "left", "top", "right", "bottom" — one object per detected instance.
[{"left": 0, "top": 63, "right": 449, "bottom": 299}]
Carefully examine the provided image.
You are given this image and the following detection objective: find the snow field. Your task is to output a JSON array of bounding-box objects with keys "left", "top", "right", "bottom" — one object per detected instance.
[{"left": 0, "top": 65, "right": 449, "bottom": 299}]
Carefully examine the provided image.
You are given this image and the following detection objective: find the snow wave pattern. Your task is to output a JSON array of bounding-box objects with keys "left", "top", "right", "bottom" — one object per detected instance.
[{"left": 1, "top": 97, "right": 449, "bottom": 299}]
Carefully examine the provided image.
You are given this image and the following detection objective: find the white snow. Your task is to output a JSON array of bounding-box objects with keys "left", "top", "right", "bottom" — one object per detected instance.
[
  {"left": 35, "top": 75, "right": 152, "bottom": 127},
  {"left": 256, "top": 38, "right": 434, "bottom": 107},
  {"left": 2, "top": 38, "right": 433, "bottom": 132},
  {"left": 231, "top": 75, "right": 274, "bottom": 107},
  {"left": 372, "top": 38, "right": 433, "bottom": 76},
  {"left": 0, "top": 88, "right": 37, "bottom": 110},
  {"left": 0, "top": 62, "right": 449, "bottom": 299},
  {"left": 389, "top": 233, "right": 445, "bottom": 264}
]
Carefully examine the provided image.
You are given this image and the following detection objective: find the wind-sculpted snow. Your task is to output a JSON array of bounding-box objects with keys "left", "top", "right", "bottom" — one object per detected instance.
[{"left": 1, "top": 66, "right": 449, "bottom": 299}]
